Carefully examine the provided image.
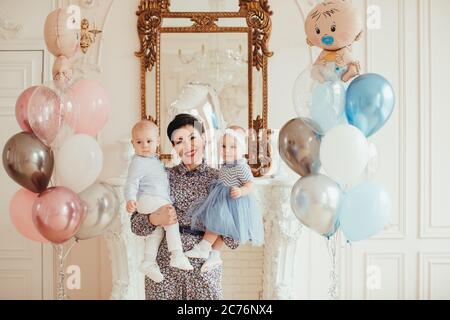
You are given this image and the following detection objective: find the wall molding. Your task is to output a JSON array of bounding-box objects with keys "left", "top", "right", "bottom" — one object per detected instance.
[
  {"left": 419, "top": 252, "right": 450, "bottom": 299},
  {"left": 0, "top": 241, "right": 33, "bottom": 260},
  {"left": 364, "top": 252, "right": 406, "bottom": 300},
  {"left": 0, "top": 271, "right": 29, "bottom": 298},
  {"left": 0, "top": 16, "right": 23, "bottom": 40},
  {"left": 371, "top": 0, "right": 407, "bottom": 240},
  {"left": 418, "top": 0, "right": 450, "bottom": 239}
]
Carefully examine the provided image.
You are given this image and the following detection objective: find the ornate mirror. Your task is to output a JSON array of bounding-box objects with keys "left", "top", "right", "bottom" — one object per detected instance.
[{"left": 135, "top": 0, "right": 273, "bottom": 176}]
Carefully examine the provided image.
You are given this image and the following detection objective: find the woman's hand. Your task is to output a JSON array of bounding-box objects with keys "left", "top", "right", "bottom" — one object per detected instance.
[{"left": 148, "top": 204, "right": 178, "bottom": 227}]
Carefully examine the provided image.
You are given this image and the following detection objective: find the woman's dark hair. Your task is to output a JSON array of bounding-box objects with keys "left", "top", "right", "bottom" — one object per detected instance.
[{"left": 167, "top": 113, "right": 204, "bottom": 143}]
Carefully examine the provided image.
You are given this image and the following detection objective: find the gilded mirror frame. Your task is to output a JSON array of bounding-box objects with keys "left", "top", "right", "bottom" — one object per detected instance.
[{"left": 135, "top": 0, "right": 273, "bottom": 177}]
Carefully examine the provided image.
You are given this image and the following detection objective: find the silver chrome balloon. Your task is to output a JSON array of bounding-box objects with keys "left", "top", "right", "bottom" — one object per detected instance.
[
  {"left": 279, "top": 118, "right": 321, "bottom": 177},
  {"left": 290, "top": 174, "right": 343, "bottom": 236},
  {"left": 75, "top": 182, "right": 120, "bottom": 240}
]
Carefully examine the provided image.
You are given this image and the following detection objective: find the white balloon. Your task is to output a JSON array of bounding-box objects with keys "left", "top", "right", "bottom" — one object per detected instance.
[
  {"left": 345, "top": 141, "right": 380, "bottom": 190},
  {"left": 320, "top": 125, "right": 369, "bottom": 187},
  {"left": 55, "top": 134, "right": 103, "bottom": 193},
  {"left": 364, "top": 141, "right": 380, "bottom": 181}
]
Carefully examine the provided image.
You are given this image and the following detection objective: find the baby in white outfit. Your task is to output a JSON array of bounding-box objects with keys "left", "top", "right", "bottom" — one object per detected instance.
[{"left": 125, "top": 120, "right": 193, "bottom": 282}]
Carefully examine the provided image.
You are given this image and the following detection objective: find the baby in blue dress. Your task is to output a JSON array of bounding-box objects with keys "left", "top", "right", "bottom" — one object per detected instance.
[
  {"left": 185, "top": 126, "right": 264, "bottom": 272},
  {"left": 125, "top": 120, "right": 193, "bottom": 282}
]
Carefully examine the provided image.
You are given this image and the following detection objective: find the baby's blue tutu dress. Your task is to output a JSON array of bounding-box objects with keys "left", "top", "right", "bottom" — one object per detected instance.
[{"left": 190, "top": 159, "right": 264, "bottom": 246}]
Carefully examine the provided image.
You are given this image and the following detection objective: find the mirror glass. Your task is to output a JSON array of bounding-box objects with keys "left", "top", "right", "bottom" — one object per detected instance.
[{"left": 160, "top": 32, "right": 250, "bottom": 164}]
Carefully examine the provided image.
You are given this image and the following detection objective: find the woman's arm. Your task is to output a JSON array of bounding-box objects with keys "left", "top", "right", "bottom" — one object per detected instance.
[{"left": 130, "top": 205, "right": 178, "bottom": 237}]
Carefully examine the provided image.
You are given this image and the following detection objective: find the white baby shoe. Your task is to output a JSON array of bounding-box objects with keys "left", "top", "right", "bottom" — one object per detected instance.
[
  {"left": 200, "top": 250, "right": 223, "bottom": 273},
  {"left": 170, "top": 251, "right": 194, "bottom": 271},
  {"left": 139, "top": 261, "right": 164, "bottom": 283},
  {"left": 184, "top": 240, "right": 212, "bottom": 259}
]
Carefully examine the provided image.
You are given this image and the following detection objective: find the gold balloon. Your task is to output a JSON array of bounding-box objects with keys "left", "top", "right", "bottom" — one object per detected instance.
[
  {"left": 2, "top": 132, "right": 54, "bottom": 193},
  {"left": 278, "top": 118, "right": 321, "bottom": 177}
]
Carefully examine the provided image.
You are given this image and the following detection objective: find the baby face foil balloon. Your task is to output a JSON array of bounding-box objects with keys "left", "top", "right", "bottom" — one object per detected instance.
[
  {"left": 44, "top": 8, "right": 80, "bottom": 59},
  {"left": 305, "top": 0, "right": 363, "bottom": 51}
]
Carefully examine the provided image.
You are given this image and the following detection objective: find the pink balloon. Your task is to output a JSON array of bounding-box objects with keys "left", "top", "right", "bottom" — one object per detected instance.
[
  {"left": 27, "top": 86, "right": 62, "bottom": 146},
  {"left": 32, "top": 187, "right": 87, "bottom": 244},
  {"left": 9, "top": 189, "right": 49, "bottom": 243},
  {"left": 44, "top": 9, "right": 80, "bottom": 59},
  {"left": 15, "top": 86, "right": 38, "bottom": 132},
  {"left": 28, "top": 84, "right": 80, "bottom": 146},
  {"left": 71, "top": 80, "right": 110, "bottom": 136}
]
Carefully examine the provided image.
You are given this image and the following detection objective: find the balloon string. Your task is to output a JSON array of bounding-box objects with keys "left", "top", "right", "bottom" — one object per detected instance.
[
  {"left": 325, "top": 231, "right": 340, "bottom": 300},
  {"left": 52, "top": 239, "right": 78, "bottom": 300},
  {"left": 52, "top": 244, "right": 66, "bottom": 300}
]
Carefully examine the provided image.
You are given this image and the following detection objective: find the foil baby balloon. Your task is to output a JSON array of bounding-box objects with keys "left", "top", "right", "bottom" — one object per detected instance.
[
  {"left": 44, "top": 8, "right": 80, "bottom": 89},
  {"left": 305, "top": 0, "right": 363, "bottom": 82}
]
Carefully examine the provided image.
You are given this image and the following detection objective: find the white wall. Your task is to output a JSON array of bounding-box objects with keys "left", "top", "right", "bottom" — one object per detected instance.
[{"left": 1, "top": 0, "right": 450, "bottom": 300}]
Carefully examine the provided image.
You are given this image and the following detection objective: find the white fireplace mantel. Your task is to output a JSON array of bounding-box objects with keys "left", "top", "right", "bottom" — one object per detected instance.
[{"left": 255, "top": 178, "right": 303, "bottom": 300}]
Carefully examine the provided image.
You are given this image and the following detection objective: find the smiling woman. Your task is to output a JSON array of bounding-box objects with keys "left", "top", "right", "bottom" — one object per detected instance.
[
  {"left": 167, "top": 113, "right": 205, "bottom": 168},
  {"left": 130, "top": 114, "right": 239, "bottom": 300}
]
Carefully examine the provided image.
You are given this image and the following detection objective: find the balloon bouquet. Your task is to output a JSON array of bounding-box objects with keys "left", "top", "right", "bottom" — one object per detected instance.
[
  {"left": 2, "top": 8, "right": 118, "bottom": 300},
  {"left": 279, "top": 0, "right": 395, "bottom": 298}
]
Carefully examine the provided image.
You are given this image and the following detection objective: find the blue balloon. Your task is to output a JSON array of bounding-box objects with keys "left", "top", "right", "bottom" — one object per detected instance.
[
  {"left": 338, "top": 182, "right": 391, "bottom": 242},
  {"left": 310, "top": 81, "right": 347, "bottom": 134},
  {"left": 345, "top": 73, "right": 395, "bottom": 137}
]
